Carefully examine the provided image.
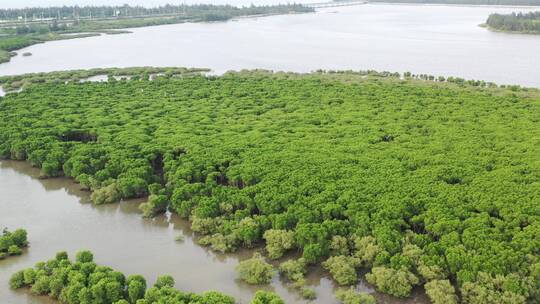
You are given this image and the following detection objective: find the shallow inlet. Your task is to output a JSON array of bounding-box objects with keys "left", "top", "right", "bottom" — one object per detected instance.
[{"left": 0, "top": 160, "right": 429, "bottom": 304}]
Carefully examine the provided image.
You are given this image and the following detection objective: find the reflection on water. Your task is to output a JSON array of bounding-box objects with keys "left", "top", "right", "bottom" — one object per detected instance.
[{"left": 0, "top": 160, "right": 428, "bottom": 304}]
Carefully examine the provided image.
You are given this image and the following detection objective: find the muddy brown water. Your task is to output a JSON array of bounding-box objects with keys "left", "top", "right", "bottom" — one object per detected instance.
[{"left": 0, "top": 160, "right": 429, "bottom": 303}]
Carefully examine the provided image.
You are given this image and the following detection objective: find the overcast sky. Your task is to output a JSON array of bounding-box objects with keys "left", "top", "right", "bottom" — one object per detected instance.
[{"left": 0, "top": 0, "right": 317, "bottom": 9}]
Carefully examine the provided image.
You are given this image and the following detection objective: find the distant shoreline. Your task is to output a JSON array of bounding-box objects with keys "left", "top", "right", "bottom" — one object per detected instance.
[
  {"left": 0, "top": 4, "right": 314, "bottom": 64},
  {"left": 367, "top": 1, "right": 540, "bottom": 8}
]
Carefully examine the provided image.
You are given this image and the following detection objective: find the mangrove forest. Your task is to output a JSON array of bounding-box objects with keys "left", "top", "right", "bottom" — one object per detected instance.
[{"left": 1, "top": 70, "right": 540, "bottom": 303}]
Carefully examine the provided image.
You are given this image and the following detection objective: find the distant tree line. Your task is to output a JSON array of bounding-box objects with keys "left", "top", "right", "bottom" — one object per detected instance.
[
  {"left": 486, "top": 11, "right": 540, "bottom": 34},
  {"left": 0, "top": 4, "right": 313, "bottom": 22},
  {"left": 369, "top": 0, "right": 540, "bottom": 5}
]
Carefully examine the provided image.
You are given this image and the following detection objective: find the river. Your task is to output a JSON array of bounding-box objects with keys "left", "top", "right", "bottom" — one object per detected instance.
[
  {"left": 0, "top": 4, "right": 539, "bottom": 87},
  {"left": 0, "top": 161, "right": 429, "bottom": 304}
]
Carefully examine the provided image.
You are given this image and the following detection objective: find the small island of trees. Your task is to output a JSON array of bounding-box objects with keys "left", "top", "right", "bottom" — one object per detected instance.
[
  {"left": 9, "top": 250, "right": 286, "bottom": 304},
  {"left": 0, "top": 228, "right": 28, "bottom": 259},
  {"left": 485, "top": 11, "right": 540, "bottom": 34}
]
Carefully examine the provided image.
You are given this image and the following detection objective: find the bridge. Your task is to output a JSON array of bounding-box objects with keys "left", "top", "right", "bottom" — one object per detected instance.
[{"left": 306, "top": 0, "right": 368, "bottom": 9}]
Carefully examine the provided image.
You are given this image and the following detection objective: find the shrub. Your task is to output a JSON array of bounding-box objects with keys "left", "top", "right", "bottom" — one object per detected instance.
[
  {"left": 56, "top": 251, "right": 69, "bottom": 261},
  {"left": 140, "top": 194, "right": 168, "bottom": 218},
  {"left": 418, "top": 263, "right": 446, "bottom": 281},
  {"left": 236, "top": 252, "right": 275, "bottom": 285},
  {"left": 127, "top": 275, "right": 147, "bottom": 303},
  {"left": 117, "top": 176, "right": 148, "bottom": 198},
  {"left": 0, "top": 228, "right": 28, "bottom": 258},
  {"left": 263, "top": 229, "right": 295, "bottom": 259},
  {"left": 23, "top": 268, "right": 36, "bottom": 285},
  {"left": 235, "top": 217, "right": 262, "bottom": 247},
  {"left": 300, "top": 287, "right": 317, "bottom": 300},
  {"left": 323, "top": 255, "right": 360, "bottom": 286},
  {"left": 8, "top": 245, "right": 22, "bottom": 255},
  {"left": 251, "top": 290, "right": 285, "bottom": 304},
  {"left": 365, "top": 267, "right": 419, "bottom": 298},
  {"left": 353, "top": 236, "right": 379, "bottom": 266},
  {"left": 10, "top": 229, "right": 28, "bottom": 247},
  {"left": 335, "top": 287, "right": 376, "bottom": 304},
  {"left": 76, "top": 250, "right": 94, "bottom": 263},
  {"left": 330, "top": 235, "right": 350, "bottom": 256},
  {"left": 9, "top": 270, "right": 25, "bottom": 289},
  {"left": 198, "top": 291, "right": 236, "bottom": 304},
  {"left": 91, "top": 183, "right": 121, "bottom": 205},
  {"left": 425, "top": 280, "right": 458, "bottom": 304},
  {"left": 302, "top": 243, "right": 325, "bottom": 264},
  {"left": 279, "top": 258, "right": 307, "bottom": 282},
  {"left": 154, "top": 275, "right": 175, "bottom": 288},
  {"left": 31, "top": 276, "right": 51, "bottom": 295},
  {"left": 198, "top": 233, "right": 239, "bottom": 253}
]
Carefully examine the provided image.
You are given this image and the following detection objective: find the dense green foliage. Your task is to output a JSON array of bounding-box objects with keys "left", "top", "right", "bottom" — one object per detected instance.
[
  {"left": 486, "top": 11, "right": 540, "bottom": 34},
  {"left": 369, "top": 0, "right": 540, "bottom": 4},
  {"left": 0, "top": 228, "right": 28, "bottom": 259},
  {"left": 1, "top": 70, "right": 540, "bottom": 302},
  {"left": 9, "top": 250, "right": 275, "bottom": 304}
]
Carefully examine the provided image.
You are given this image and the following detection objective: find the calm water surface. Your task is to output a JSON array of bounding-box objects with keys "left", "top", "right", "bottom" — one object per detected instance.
[
  {"left": 0, "top": 161, "right": 429, "bottom": 304},
  {"left": 0, "top": 4, "right": 539, "bottom": 87}
]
